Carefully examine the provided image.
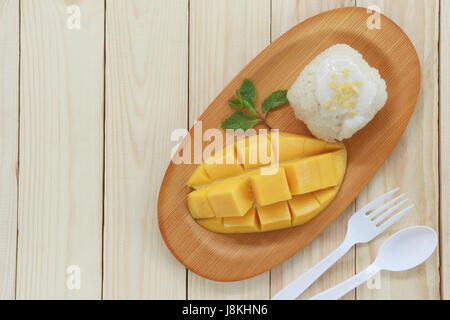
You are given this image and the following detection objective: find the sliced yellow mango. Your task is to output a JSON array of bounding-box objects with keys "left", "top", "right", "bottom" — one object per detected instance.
[
  {"left": 187, "top": 132, "right": 347, "bottom": 233},
  {"left": 203, "top": 144, "right": 243, "bottom": 180},
  {"left": 275, "top": 132, "right": 305, "bottom": 163},
  {"left": 224, "top": 207, "right": 260, "bottom": 233},
  {"left": 288, "top": 193, "right": 321, "bottom": 226},
  {"left": 249, "top": 167, "right": 291, "bottom": 206},
  {"left": 303, "top": 137, "right": 327, "bottom": 156},
  {"left": 197, "top": 218, "right": 225, "bottom": 233},
  {"left": 274, "top": 133, "right": 342, "bottom": 163},
  {"left": 257, "top": 201, "right": 292, "bottom": 231},
  {"left": 282, "top": 157, "right": 319, "bottom": 195},
  {"left": 325, "top": 141, "right": 345, "bottom": 151},
  {"left": 313, "top": 186, "right": 338, "bottom": 205},
  {"left": 204, "top": 162, "right": 243, "bottom": 181},
  {"left": 236, "top": 134, "right": 273, "bottom": 170},
  {"left": 187, "top": 187, "right": 215, "bottom": 219},
  {"left": 207, "top": 180, "right": 253, "bottom": 217},
  {"left": 317, "top": 152, "right": 339, "bottom": 187},
  {"left": 187, "top": 165, "right": 211, "bottom": 187},
  {"left": 282, "top": 151, "right": 340, "bottom": 195}
]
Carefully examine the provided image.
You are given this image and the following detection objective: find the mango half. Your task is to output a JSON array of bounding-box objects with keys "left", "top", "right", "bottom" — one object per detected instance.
[{"left": 187, "top": 132, "right": 347, "bottom": 233}]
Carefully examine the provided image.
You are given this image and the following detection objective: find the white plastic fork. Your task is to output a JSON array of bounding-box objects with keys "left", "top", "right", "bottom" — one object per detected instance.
[{"left": 272, "top": 188, "right": 414, "bottom": 300}]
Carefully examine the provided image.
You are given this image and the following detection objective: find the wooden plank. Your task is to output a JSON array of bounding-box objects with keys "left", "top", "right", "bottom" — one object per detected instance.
[
  {"left": 440, "top": 0, "right": 450, "bottom": 300},
  {"left": 103, "top": 0, "right": 188, "bottom": 299},
  {"left": 356, "top": 0, "right": 440, "bottom": 299},
  {"left": 188, "top": 0, "right": 271, "bottom": 299},
  {"left": 17, "top": 0, "right": 104, "bottom": 299},
  {"left": 0, "top": 0, "right": 19, "bottom": 300},
  {"left": 270, "top": 0, "right": 356, "bottom": 300},
  {"left": 271, "top": 0, "right": 355, "bottom": 41}
]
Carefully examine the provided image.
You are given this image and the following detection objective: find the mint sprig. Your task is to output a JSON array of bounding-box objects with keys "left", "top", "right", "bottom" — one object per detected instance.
[
  {"left": 221, "top": 112, "right": 259, "bottom": 131},
  {"left": 223, "top": 79, "right": 288, "bottom": 131}
]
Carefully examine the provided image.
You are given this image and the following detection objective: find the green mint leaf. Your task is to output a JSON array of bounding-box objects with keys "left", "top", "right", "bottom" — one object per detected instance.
[
  {"left": 228, "top": 99, "right": 242, "bottom": 109},
  {"left": 242, "top": 99, "right": 257, "bottom": 115},
  {"left": 239, "top": 78, "right": 257, "bottom": 103},
  {"left": 236, "top": 89, "right": 244, "bottom": 104},
  {"left": 221, "top": 112, "right": 259, "bottom": 131},
  {"left": 236, "top": 90, "right": 256, "bottom": 115},
  {"left": 262, "top": 90, "right": 288, "bottom": 115}
]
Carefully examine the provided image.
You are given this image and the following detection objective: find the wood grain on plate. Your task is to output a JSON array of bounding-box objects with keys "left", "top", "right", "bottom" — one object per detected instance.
[{"left": 158, "top": 7, "right": 420, "bottom": 281}]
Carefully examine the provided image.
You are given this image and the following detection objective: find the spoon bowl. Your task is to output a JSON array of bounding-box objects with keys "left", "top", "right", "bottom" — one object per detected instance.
[{"left": 374, "top": 226, "right": 438, "bottom": 272}]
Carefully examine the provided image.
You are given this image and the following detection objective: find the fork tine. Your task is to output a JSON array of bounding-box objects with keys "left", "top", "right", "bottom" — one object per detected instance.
[
  {"left": 372, "top": 198, "right": 409, "bottom": 224},
  {"left": 354, "top": 187, "right": 400, "bottom": 216},
  {"left": 367, "top": 194, "right": 406, "bottom": 219},
  {"left": 377, "top": 204, "right": 414, "bottom": 232}
]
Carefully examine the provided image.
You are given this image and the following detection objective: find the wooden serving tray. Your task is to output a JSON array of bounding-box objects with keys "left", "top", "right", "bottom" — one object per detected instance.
[{"left": 158, "top": 7, "right": 420, "bottom": 281}]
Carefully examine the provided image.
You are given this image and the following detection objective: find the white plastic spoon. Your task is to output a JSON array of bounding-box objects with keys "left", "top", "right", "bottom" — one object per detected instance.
[{"left": 310, "top": 226, "right": 438, "bottom": 300}]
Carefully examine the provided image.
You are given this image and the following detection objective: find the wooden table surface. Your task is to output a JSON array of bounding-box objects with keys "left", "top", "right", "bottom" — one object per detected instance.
[{"left": 0, "top": 0, "right": 447, "bottom": 300}]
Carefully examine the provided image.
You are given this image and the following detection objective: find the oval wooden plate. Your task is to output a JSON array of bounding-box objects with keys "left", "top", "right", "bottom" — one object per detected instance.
[{"left": 158, "top": 7, "right": 420, "bottom": 281}]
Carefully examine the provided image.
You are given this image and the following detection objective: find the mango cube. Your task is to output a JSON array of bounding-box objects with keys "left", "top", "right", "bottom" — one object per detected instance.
[
  {"left": 224, "top": 207, "right": 260, "bottom": 233},
  {"left": 236, "top": 134, "right": 273, "bottom": 170},
  {"left": 207, "top": 180, "right": 253, "bottom": 217},
  {"left": 282, "top": 152, "right": 338, "bottom": 195},
  {"left": 257, "top": 201, "right": 292, "bottom": 231},
  {"left": 187, "top": 187, "right": 215, "bottom": 219},
  {"left": 314, "top": 187, "right": 338, "bottom": 205},
  {"left": 249, "top": 167, "right": 292, "bottom": 205},
  {"left": 204, "top": 144, "right": 244, "bottom": 180},
  {"left": 197, "top": 218, "right": 225, "bottom": 233},
  {"left": 282, "top": 157, "right": 320, "bottom": 195},
  {"left": 288, "top": 194, "right": 321, "bottom": 226},
  {"left": 204, "top": 162, "right": 243, "bottom": 181},
  {"left": 187, "top": 165, "right": 211, "bottom": 187},
  {"left": 317, "top": 153, "right": 339, "bottom": 187}
]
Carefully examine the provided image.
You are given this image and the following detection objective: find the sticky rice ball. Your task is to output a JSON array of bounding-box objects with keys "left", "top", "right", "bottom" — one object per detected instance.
[{"left": 287, "top": 44, "right": 388, "bottom": 142}]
